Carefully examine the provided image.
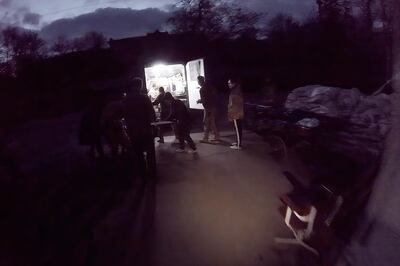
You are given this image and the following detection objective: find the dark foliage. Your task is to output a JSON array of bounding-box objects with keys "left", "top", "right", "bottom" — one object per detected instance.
[{"left": 168, "top": 0, "right": 260, "bottom": 39}]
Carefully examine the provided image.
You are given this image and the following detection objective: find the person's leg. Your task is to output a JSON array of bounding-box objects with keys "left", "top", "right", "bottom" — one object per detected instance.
[
  {"left": 186, "top": 134, "right": 197, "bottom": 151},
  {"left": 131, "top": 142, "right": 146, "bottom": 178},
  {"left": 209, "top": 108, "right": 220, "bottom": 140},
  {"left": 172, "top": 124, "right": 180, "bottom": 143},
  {"left": 183, "top": 123, "right": 196, "bottom": 151},
  {"left": 158, "top": 125, "right": 164, "bottom": 143},
  {"left": 106, "top": 123, "right": 120, "bottom": 156},
  {"left": 177, "top": 124, "right": 186, "bottom": 150},
  {"left": 145, "top": 137, "right": 157, "bottom": 178},
  {"left": 202, "top": 110, "right": 211, "bottom": 141},
  {"left": 232, "top": 119, "right": 242, "bottom": 148},
  {"left": 237, "top": 119, "right": 243, "bottom": 145}
]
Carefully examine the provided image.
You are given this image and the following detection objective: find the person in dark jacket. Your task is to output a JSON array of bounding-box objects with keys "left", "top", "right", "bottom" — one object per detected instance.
[
  {"left": 152, "top": 87, "right": 169, "bottom": 119},
  {"left": 164, "top": 92, "right": 197, "bottom": 153},
  {"left": 197, "top": 76, "right": 220, "bottom": 143},
  {"left": 101, "top": 94, "right": 129, "bottom": 156},
  {"left": 152, "top": 87, "right": 170, "bottom": 143},
  {"left": 79, "top": 91, "right": 105, "bottom": 158},
  {"left": 122, "top": 77, "right": 157, "bottom": 179}
]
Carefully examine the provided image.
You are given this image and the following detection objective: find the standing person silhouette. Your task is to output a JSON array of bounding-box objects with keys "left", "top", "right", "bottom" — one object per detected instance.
[
  {"left": 227, "top": 77, "right": 244, "bottom": 150},
  {"left": 152, "top": 87, "right": 170, "bottom": 143},
  {"left": 197, "top": 76, "right": 220, "bottom": 143},
  {"left": 122, "top": 77, "right": 157, "bottom": 179},
  {"left": 79, "top": 91, "right": 105, "bottom": 159}
]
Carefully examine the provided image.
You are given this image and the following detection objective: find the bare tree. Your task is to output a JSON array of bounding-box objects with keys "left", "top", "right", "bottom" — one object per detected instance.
[
  {"left": 83, "top": 31, "right": 108, "bottom": 50},
  {"left": 223, "top": 5, "right": 260, "bottom": 39},
  {"left": 1, "top": 27, "right": 20, "bottom": 62},
  {"left": 168, "top": 0, "right": 260, "bottom": 39},
  {"left": 168, "top": 0, "right": 224, "bottom": 37},
  {"left": 351, "top": 0, "right": 394, "bottom": 32},
  {"left": 377, "top": 0, "right": 394, "bottom": 31},
  {"left": 368, "top": 0, "right": 394, "bottom": 79},
  {"left": 18, "top": 31, "right": 45, "bottom": 58},
  {"left": 359, "top": 0, "right": 374, "bottom": 30},
  {"left": 0, "top": 26, "right": 45, "bottom": 75},
  {"left": 71, "top": 38, "right": 86, "bottom": 52},
  {"left": 316, "top": 0, "right": 353, "bottom": 21},
  {"left": 1, "top": 27, "right": 45, "bottom": 59},
  {"left": 339, "top": 1, "right": 400, "bottom": 265},
  {"left": 369, "top": 0, "right": 400, "bottom": 215},
  {"left": 266, "top": 13, "right": 300, "bottom": 38},
  {"left": 51, "top": 35, "right": 72, "bottom": 55},
  {"left": 70, "top": 31, "right": 108, "bottom": 52}
]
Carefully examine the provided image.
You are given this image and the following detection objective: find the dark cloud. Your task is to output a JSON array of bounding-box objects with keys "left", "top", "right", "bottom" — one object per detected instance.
[
  {"left": 23, "top": 12, "right": 41, "bottom": 26},
  {"left": 84, "top": 0, "right": 100, "bottom": 3},
  {"left": 16, "top": 6, "right": 30, "bottom": 14},
  {"left": 40, "top": 7, "right": 170, "bottom": 42},
  {"left": 83, "top": 0, "right": 139, "bottom": 5},
  {"left": 242, "top": 0, "right": 316, "bottom": 20},
  {"left": 0, "top": 0, "right": 12, "bottom": 8},
  {"left": 0, "top": 5, "right": 41, "bottom": 27}
]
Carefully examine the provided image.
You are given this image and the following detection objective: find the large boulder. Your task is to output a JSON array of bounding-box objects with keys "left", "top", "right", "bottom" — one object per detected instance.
[
  {"left": 285, "top": 85, "right": 392, "bottom": 162},
  {"left": 285, "top": 85, "right": 391, "bottom": 137}
]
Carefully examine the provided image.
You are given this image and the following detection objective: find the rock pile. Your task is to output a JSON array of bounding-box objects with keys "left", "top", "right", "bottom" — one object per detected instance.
[
  {"left": 285, "top": 85, "right": 392, "bottom": 160},
  {"left": 285, "top": 85, "right": 392, "bottom": 137}
]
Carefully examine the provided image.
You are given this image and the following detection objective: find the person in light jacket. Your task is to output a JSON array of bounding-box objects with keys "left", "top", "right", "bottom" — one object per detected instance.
[{"left": 227, "top": 77, "right": 244, "bottom": 150}]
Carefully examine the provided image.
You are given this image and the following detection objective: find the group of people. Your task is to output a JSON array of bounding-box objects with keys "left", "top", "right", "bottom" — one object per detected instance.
[
  {"left": 79, "top": 75, "right": 244, "bottom": 179},
  {"left": 79, "top": 78, "right": 157, "bottom": 178},
  {"left": 196, "top": 75, "right": 244, "bottom": 150},
  {"left": 152, "top": 75, "right": 244, "bottom": 151},
  {"left": 151, "top": 86, "right": 198, "bottom": 153}
]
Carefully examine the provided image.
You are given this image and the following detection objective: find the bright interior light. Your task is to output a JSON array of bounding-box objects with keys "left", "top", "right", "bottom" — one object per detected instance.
[{"left": 153, "top": 64, "right": 168, "bottom": 75}]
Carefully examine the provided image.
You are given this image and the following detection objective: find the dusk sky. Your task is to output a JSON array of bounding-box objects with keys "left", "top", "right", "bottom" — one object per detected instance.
[{"left": 0, "top": 0, "right": 316, "bottom": 40}]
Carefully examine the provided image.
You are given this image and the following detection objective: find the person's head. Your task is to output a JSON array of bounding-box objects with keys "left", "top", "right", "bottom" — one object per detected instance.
[
  {"left": 197, "top": 76, "right": 206, "bottom": 86},
  {"left": 164, "top": 92, "right": 174, "bottom": 104},
  {"left": 228, "top": 77, "right": 241, "bottom": 90},
  {"left": 126, "top": 77, "right": 143, "bottom": 95},
  {"left": 159, "top": 87, "right": 165, "bottom": 94}
]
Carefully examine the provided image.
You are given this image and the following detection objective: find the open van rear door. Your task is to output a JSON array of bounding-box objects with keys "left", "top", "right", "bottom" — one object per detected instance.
[{"left": 186, "top": 58, "right": 205, "bottom": 109}]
